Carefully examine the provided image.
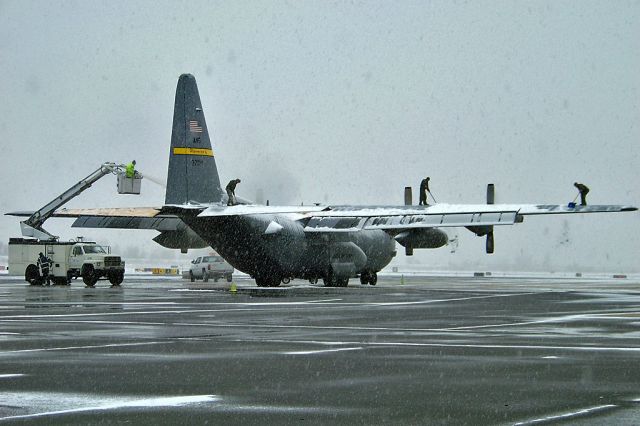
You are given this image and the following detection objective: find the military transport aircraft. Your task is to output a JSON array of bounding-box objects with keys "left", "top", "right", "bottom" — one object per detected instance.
[{"left": 9, "top": 74, "right": 637, "bottom": 287}]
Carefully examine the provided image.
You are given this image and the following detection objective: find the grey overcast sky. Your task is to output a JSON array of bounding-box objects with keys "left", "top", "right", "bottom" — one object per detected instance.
[{"left": 1, "top": 0, "right": 638, "bottom": 271}]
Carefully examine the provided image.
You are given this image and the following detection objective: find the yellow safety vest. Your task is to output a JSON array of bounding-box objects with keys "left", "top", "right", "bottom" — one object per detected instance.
[{"left": 126, "top": 163, "right": 135, "bottom": 178}]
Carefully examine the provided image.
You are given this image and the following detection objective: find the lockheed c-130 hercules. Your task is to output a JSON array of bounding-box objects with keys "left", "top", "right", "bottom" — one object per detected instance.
[{"left": 10, "top": 74, "right": 637, "bottom": 287}]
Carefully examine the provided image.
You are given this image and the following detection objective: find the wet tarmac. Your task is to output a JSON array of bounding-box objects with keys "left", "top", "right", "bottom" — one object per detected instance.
[{"left": 1, "top": 274, "right": 640, "bottom": 425}]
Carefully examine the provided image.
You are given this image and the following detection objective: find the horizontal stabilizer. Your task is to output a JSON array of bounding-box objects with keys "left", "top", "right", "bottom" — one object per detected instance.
[
  {"left": 6, "top": 207, "right": 163, "bottom": 218},
  {"left": 72, "top": 215, "right": 182, "bottom": 231}
]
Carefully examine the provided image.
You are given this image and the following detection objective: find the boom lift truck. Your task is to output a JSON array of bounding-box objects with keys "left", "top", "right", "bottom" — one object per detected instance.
[{"left": 8, "top": 163, "right": 141, "bottom": 287}]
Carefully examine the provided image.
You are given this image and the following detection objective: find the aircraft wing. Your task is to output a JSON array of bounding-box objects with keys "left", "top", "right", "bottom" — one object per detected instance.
[
  {"left": 5, "top": 207, "right": 183, "bottom": 231},
  {"left": 192, "top": 202, "right": 636, "bottom": 233},
  {"left": 299, "top": 203, "right": 637, "bottom": 233}
]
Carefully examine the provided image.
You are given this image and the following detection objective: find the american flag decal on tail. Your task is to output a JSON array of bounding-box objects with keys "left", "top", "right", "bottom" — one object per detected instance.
[{"left": 189, "top": 120, "right": 203, "bottom": 133}]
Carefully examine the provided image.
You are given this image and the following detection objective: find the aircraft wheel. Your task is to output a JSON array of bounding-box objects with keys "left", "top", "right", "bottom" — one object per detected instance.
[
  {"left": 226, "top": 274, "right": 233, "bottom": 282},
  {"left": 368, "top": 272, "right": 378, "bottom": 286},
  {"left": 309, "top": 278, "right": 318, "bottom": 285},
  {"left": 359, "top": 273, "right": 369, "bottom": 285},
  {"left": 25, "top": 265, "right": 43, "bottom": 286},
  {"left": 268, "top": 276, "right": 281, "bottom": 287},
  {"left": 337, "top": 278, "right": 349, "bottom": 287},
  {"left": 282, "top": 277, "right": 291, "bottom": 284}
]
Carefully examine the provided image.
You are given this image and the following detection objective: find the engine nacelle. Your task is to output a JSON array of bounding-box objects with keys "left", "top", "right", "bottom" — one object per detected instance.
[
  {"left": 328, "top": 242, "right": 367, "bottom": 277},
  {"left": 153, "top": 226, "right": 208, "bottom": 252},
  {"left": 395, "top": 228, "right": 448, "bottom": 249}
]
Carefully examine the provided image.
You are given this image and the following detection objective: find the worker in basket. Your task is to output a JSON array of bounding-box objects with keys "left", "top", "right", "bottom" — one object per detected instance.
[{"left": 126, "top": 160, "right": 137, "bottom": 178}]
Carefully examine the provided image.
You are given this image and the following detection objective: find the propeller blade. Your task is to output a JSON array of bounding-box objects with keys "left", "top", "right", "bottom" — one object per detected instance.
[{"left": 486, "top": 231, "right": 494, "bottom": 254}]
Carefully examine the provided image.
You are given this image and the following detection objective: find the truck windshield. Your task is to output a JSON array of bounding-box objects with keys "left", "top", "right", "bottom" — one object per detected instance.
[
  {"left": 83, "top": 245, "right": 107, "bottom": 254},
  {"left": 203, "top": 256, "right": 221, "bottom": 263}
]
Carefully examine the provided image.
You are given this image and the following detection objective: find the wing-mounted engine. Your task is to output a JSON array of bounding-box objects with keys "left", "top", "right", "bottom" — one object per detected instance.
[
  {"left": 394, "top": 228, "right": 448, "bottom": 250},
  {"left": 327, "top": 241, "right": 367, "bottom": 278},
  {"left": 153, "top": 223, "right": 208, "bottom": 253}
]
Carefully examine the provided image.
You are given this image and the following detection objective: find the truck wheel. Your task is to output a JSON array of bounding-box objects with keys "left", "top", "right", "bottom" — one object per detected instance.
[
  {"left": 108, "top": 272, "right": 124, "bottom": 286},
  {"left": 82, "top": 265, "right": 97, "bottom": 287},
  {"left": 189, "top": 271, "right": 195, "bottom": 282},
  {"left": 25, "top": 264, "right": 43, "bottom": 286},
  {"left": 226, "top": 274, "right": 233, "bottom": 282},
  {"left": 203, "top": 269, "right": 209, "bottom": 282}
]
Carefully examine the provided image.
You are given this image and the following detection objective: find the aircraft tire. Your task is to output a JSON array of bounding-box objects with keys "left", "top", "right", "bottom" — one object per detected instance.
[
  {"left": 268, "top": 276, "right": 281, "bottom": 287},
  {"left": 337, "top": 278, "right": 349, "bottom": 287},
  {"left": 359, "top": 273, "right": 369, "bottom": 285},
  {"left": 255, "top": 276, "right": 269, "bottom": 287},
  {"left": 369, "top": 272, "right": 378, "bottom": 286}
]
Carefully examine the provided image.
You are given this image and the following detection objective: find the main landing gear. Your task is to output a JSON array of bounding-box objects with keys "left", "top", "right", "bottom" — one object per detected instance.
[
  {"left": 255, "top": 275, "right": 282, "bottom": 287},
  {"left": 359, "top": 271, "right": 378, "bottom": 286}
]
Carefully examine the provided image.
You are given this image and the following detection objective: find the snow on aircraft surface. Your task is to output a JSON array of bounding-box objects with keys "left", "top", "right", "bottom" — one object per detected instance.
[{"left": 8, "top": 74, "right": 637, "bottom": 287}]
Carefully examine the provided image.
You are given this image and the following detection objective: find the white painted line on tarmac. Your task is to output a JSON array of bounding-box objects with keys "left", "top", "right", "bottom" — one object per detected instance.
[
  {"left": 283, "top": 347, "right": 363, "bottom": 355},
  {"left": 0, "top": 341, "right": 172, "bottom": 355},
  {"left": 0, "top": 394, "right": 219, "bottom": 421},
  {"left": 0, "top": 374, "right": 25, "bottom": 378},
  {"left": 369, "top": 292, "right": 537, "bottom": 306},
  {"left": 257, "top": 338, "right": 640, "bottom": 354},
  {"left": 0, "top": 319, "right": 166, "bottom": 326},
  {"left": 513, "top": 404, "right": 617, "bottom": 425}
]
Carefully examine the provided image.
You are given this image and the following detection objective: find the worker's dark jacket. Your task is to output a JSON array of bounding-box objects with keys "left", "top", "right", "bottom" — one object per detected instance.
[
  {"left": 226, "top": 180, "right": 238, "bottom": 192},
  {"left": 576, "top": 183, "right": 589, "bottom": 194}
]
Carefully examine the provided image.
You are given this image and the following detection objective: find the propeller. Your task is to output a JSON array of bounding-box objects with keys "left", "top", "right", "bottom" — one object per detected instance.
[
  {"left": 486, "top": 184, "right": 495, "bottom": 254},
  {"left": 404, "top": 186, "right": 414, "bottom": 255}
]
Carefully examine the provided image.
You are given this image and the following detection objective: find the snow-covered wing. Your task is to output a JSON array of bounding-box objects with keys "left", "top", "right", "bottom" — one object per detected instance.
[
  {"left": 197, "top": 204, "right": 327, "bottom": 217},
  {"left": 56, "top": 207, "right": 163, "bottom": 217},
  {"left": 301, "top": 203, "right": 637, "bottom": 233}
]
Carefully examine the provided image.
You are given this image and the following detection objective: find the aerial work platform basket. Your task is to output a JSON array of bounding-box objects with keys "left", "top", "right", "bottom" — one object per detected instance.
[{"left": 117, "top": 173, "right": 142, "bottom": 195}]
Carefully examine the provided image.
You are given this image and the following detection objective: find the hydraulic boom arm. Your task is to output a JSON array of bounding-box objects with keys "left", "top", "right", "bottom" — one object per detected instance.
[{"left": 21, "top": 162, "right": 127, "bottom": 240}]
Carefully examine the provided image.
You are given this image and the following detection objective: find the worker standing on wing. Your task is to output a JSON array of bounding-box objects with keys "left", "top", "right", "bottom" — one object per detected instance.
[
  {"left": 226, "top": 179, "right": 241, "bottom": 206},
  {"left": 574, "top": 182, "right": 590, "bottom": 206},
  {"left": 419, "top": 177, "right": 431, "bottom": 206}
]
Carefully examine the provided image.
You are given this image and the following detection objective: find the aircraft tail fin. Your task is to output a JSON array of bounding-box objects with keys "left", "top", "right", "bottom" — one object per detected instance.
[{"left": 165, "top": 74, "right": 224, "bottom": 205}]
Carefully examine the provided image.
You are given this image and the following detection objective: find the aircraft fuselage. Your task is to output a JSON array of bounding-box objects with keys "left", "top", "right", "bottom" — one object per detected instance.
[{"left": 182, "top": 213, "right": 397, "bottom": 283}]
